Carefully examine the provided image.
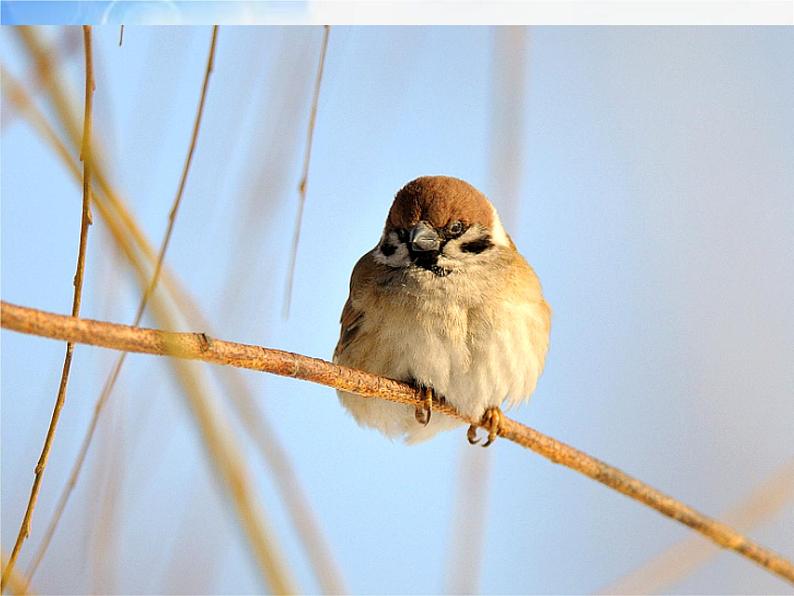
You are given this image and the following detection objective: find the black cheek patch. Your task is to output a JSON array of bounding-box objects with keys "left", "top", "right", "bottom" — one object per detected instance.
[
  {"left": 380, "top": 243, "right": 397, "bottom": 257},
  {"left": 460, "top": 236, "right": 493, "bottom": 254}
]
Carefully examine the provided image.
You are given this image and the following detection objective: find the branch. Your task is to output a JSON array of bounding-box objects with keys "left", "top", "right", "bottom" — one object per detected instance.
[
  {"left": 2, "top": 27, "right": 94, "bottom": 590},
  {"left": 1, "top": 550, "right": 32, "bottom": 596},
  {"left": 2, "top": 300, "right": 793, "bottom": 587},
  {"left": 283, "top": 25, "right": 331, "bottom": 318},
  {"left": 6, "top": 35, "right": 325, "bottom": 592},
  {"left": 11, "top": 29, "right": 296, "bottom": 594},
  {"left": 25, "top": 25, "right": 219, "bottom": 584}
]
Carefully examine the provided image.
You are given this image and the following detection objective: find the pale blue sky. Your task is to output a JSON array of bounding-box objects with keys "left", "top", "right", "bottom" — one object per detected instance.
[{"left": 2, "top": 27, "right": 793, "bottom": 594}]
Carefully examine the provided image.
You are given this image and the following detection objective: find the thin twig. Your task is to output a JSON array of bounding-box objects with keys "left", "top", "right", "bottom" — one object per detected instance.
[
  {"left": 0, "top": 62, "right": 156, "bottom": 288},
  {"left": 5, "top": 53, "right": 341, "bottom": 593},
  {"left": 118, "top": 25, "right": 124, "bottom": 47},
  {"left": 2, "top": 551, "right": 33, "bottom": 595},
  {"left": 13, "top": 28, "right": 231, "bottom": 324},
  {"left": 24, "top": 25, "right": 220, "bottom": 583},
  {"left": 1, "top": 27, "right": 94, "bottom": 590},
  {"left": 283, "top": 25, "right": 330, "bottom": 319},
  {"left": 10, "top": 28, "right": 297, "bottom": 593},
  {"left": 3, "top": 300, "right": 793, "bottom": 587},
  {"left": 13, "top": 28, "right": 159, "bottom": 272}
]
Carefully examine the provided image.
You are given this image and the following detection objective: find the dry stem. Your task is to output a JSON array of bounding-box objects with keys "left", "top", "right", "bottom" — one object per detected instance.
[
  {"left": 1, "top": 27, "right": 95, "bottom": 590},
  {"left": 24, "top": 25, "right": 219, "bottom": 582},
  {"left": 9, "top": 27, "right": 296, "bottom": 593},
  {"left": 214, "top": 367, "right": 347, "bottom": 594},
  {"left": 1, "top": 550, "right": 33, "bottom": 595},
  {"left": 2, "top": 300, "right": 793, "bottom": 587},
  {"left": 5, "top": 44, "right": 338, "bottom": 593},
  {"left": 283, "top": 25, "right": 331, "bottom": 318}
]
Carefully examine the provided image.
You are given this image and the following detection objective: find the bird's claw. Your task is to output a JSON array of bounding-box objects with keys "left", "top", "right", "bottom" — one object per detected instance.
[
  {"left": 467, "top": 407, "right": 504, "bottom": 447},
  {"left": 414, "top": 385, "right": 444, "bottom": 426}
]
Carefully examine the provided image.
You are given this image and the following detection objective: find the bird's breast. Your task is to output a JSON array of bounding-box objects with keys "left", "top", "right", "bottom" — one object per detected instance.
[{"left": 345, "top": 286, "right": 546, "bottom": 419}]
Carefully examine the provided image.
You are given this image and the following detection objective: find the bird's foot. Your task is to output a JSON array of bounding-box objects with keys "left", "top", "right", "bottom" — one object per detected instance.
[
  {"left": 467, "top": 407, "right": 504, "bottom": 447},
  {"left": 413, "top": 384, "right": 445, "bottom": 426}
]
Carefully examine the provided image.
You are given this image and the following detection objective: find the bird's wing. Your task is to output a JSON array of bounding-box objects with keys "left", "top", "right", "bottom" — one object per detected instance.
[
  {"left": 334, "top": 249, "right": 379, "bottom": 360},
  {"left": 335, "top": 296, "right": 363, "bottom": 360}
]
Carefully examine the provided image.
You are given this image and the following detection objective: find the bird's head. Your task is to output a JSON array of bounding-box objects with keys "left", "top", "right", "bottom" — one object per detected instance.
[{"left": 374, "top": 176, "right": 512, "bottom": 276}]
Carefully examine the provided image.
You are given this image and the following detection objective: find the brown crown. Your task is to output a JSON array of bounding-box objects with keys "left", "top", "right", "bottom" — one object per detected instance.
[{"left": 387, "top": 176, "right": 494, "bottom": 230}]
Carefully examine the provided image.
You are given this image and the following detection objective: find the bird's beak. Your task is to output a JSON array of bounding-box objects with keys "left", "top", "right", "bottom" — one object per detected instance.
[{"left": 408, "top": 221, "right": 441, "bottom": 254}]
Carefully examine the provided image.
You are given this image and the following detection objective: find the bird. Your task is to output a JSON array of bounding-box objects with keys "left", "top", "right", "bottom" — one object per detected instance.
[{"left": 333, "top": 175, "right": 551, "bottom": 445}]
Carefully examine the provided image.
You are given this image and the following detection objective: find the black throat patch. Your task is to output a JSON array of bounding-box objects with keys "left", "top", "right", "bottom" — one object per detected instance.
[{"left": 411, "top": 253, "right": 450, "bottom": 277}]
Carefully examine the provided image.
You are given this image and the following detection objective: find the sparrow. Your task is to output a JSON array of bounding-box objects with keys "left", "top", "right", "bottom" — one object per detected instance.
[{"left": 333, "top": 176, "right": 551, "bottom": 445}]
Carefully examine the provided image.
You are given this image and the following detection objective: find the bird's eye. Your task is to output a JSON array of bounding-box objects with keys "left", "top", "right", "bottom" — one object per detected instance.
[{"left": 447, "top": 221, "right": 464, "bottom": 237}]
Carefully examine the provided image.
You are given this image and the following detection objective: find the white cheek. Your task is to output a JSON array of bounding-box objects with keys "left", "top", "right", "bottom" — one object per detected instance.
[
  {"left": 373, "top": 230, "right": 411, "bottom": 267},
  {"left": 489, "top": 204, "right": 510, "bottom": 247}
]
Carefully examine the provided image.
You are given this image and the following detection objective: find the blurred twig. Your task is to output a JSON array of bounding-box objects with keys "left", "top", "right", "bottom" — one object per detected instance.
[
  {"left": 5, "top": 33, "right": 342, "bottom": 592},
  {"left": 1, "top": 551, "right": 33, "bottom": 595},
  {"left": 13, "top": 27, "right": 157, "bottom": 270},
  {"left": 1, "top": 27, "right": 95, "bottom": 589},
  {"left": 487, "top": 27, "right": 528, "bottom": 227},
  {"left": 8, "top": 27, "right": 296, "bottom": 593},
  {"left": 24, "top": 25, "right": 220, "bottom": 583},
  {"left": 211, "top": 42, "right": 346, "bottom": 586},
  {"left": 599, "top": 460, "right": 794, "bottom": 594},
  {"left": 283, "top": 25, "right": 330, "bottom": 318},
  {"left": 446, "top": 28, "right": 531, "bottom": 594},
  {"left": 3, "top": 300, "right": 794, "bottom": 587},
  {"left": 16, "top": 220, "right": 295, "bottom": 593},
  {"left": 216, "top": 367, "right": 347, "bottom": 594},
  {"left": 1, "top": 28, "right": 81, "bottom": 129},
  {"left": 445, "top": 448, "right": 489, "bottom": 594}
]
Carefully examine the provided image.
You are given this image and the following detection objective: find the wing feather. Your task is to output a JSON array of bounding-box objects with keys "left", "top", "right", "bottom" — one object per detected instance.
[{"left": 334, "top": 250, "right": 380, "bottom": 360}]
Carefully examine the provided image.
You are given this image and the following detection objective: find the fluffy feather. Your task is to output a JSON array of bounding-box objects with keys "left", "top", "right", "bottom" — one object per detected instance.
[{"left": 334, "top": 176, "right": 551, "bottom": 443}]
